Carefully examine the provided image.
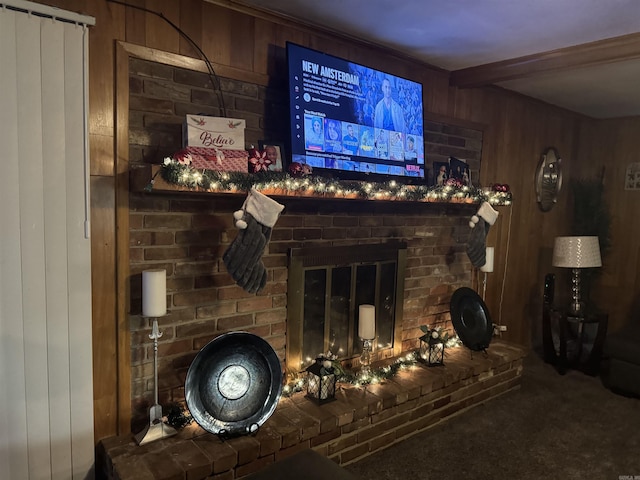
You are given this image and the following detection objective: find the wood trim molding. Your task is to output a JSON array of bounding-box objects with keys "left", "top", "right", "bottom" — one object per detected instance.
[
  {"left": 450, "top": 32, "right": 640, "bottom": 87},
  {"left": 115, "top": 41, "right": 132, "bottom": 434}
]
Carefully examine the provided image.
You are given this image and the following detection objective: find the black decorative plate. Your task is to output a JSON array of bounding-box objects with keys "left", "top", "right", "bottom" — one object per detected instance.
[
  {"left": 185, "top": 332, "right": 283, "bottom": 436},
  {"left": 450, "top": 287, "right": 493, "bottom": 352}
]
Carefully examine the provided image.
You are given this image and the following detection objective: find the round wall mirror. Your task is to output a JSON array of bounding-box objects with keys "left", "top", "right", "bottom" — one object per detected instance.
[{"left": 535, "top": 147, "right": 562, "bottom": 212}]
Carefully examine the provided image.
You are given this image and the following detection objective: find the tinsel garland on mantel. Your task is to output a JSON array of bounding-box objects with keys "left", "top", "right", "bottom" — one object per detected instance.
[{"left": 150, "top": 159, "right": 513, "bottom": 205}]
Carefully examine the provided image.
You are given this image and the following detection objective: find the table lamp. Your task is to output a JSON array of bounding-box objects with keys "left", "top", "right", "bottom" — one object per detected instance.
[{"left": 552, "top": 236, "right": 602, "bottom": 315}]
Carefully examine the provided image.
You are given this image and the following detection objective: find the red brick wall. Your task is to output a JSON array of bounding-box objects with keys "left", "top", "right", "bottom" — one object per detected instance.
[
  {"left": 127, "top": 57, "right": 480, "bottom": 428},
  {"left": 129, "top": 193, "right": 475, "bottom": 426}
]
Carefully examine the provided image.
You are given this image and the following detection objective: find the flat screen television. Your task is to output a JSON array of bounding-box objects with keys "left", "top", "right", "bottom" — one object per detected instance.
[{"left": 286, "top": 42, "right": 425, "bottom": 183}]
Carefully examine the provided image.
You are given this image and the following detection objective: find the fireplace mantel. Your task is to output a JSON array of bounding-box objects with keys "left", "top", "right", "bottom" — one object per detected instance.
[{"left": 130, "top": 165, "right": 513, "bottom": 207}]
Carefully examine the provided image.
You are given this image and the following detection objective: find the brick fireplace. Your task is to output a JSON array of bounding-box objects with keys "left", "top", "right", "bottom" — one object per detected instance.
[
  {"left": 125, "top": 52, "right": 487, "bottom": 424},
  {"left": 128, "top": 193, "right": 478, "bottom": 427},
  {"left": 112, "top": 190, "right": 529, "bottom": 479},
  {"left": 102, "top": 51, "right": 527, "bottom": 480}
]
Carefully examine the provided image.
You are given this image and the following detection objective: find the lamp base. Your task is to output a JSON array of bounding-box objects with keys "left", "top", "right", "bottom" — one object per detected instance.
[
  {"left": 569, "top": 301, "right": 585, "bottom": 316},
  {"left": 570, "top": 268, "right": 585, "bottom": 316}
]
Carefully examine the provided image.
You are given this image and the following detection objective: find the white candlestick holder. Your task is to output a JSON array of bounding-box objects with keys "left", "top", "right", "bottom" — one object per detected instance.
[
  {"left": 135, "top": 317, "right": 177, "bottom": 445},
  {"left": 360, "top": 338, "right": 373, "bottom": 377}
]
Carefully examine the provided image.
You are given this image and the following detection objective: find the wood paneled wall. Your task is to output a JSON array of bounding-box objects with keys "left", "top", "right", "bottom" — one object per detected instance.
[
  {"left": 577, "top": 118, "right": 640, "bottom": 330},
  {"left": 34, "top": 0, "right": 635, "bottom": 444}
]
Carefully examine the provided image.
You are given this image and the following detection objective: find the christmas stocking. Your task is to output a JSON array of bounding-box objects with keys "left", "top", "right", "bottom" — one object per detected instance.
[
  {"left": 466, "top": 201, "right": 499, "bottom": 268},
  {"left": 223, "top": 188, "right": 284, "bottom": 293}
]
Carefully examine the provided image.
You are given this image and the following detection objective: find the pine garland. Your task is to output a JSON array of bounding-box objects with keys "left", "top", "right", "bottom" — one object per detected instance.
[
  {"left": 153, "top": 159, "right": 513, "bottom": 205},
  {"left": 338, "top": 352, "right": 420, "bottom": 387},
  {"left": 281, "top": 342, "right": 463, "bottom": 396}
]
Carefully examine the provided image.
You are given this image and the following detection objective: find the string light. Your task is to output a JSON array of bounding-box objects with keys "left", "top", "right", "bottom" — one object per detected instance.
[
  {"left": 157, "top": 159, "right": 514, "bottom": 205},
  {"left": 279, "top": 336, "right": 466, "bottom": 396}
]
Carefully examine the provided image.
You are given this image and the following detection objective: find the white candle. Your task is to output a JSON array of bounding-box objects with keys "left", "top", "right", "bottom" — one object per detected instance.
[
  {"left": 480, "top": 247, "right": 494, "bottom": 273},
  {"left": 358, "top": 304, "right": 376, "bottom": 340},
  {"left": 142, "top": 269, "right": 167, "bottom": 317}
]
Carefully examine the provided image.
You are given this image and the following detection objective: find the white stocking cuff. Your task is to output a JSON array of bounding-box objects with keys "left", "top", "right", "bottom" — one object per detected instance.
[
  {"left": 244, "top": 188, "right": 285, "bottom": 227},
  {"left": 477, "top": 202, "right": 499, "bottom": 226}
]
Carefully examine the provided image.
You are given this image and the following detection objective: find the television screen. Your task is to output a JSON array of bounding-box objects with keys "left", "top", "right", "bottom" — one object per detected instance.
[{"left": 286, "top": 43, "right": 425, "bottom": 183}]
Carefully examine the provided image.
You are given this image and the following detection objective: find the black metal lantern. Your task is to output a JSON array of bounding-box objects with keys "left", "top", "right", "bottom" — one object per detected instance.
[
  {"left": 306, "top": 358, "right": 336, "bottom": 404},
  {"left": 419, "top": 337, "right": 445, "bottom": 367}
]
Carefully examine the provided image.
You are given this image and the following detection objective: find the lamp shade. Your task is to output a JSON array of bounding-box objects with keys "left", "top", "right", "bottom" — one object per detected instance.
[
  {"left": 142, "top": 269, "right": 167, "bottom": 317},
  {"left": 552, "top": 236, "right": 602, "bottom": 269}
]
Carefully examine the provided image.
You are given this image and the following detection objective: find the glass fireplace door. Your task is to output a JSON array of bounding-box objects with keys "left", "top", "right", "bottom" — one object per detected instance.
[{"left": 288, "top": 242, "right": 406, "bottom": 373}]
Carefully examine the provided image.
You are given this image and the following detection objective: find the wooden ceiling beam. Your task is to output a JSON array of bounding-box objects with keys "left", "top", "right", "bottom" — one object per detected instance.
[{"left": 450, "top": 32, "right": 640, "bottom": 88}]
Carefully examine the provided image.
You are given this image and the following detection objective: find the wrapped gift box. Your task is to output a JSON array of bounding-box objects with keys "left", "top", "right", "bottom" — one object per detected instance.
[
  {"left": 183, "top": 115, "right": 246, "bottom": 151},
  {"left": 179, "top": 146, "right": 248, "bottom": 172}
]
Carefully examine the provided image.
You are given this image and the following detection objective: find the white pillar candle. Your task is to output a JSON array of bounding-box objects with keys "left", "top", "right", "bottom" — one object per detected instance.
[
  {"left": 358, "top": 304, "right": 376, "bottom": 340},
  {"left": 480, "top": 247, "right": 494, "bottom": 273},
  {"left": 142, "top": 269, "right": 167, "bottom": 317}
]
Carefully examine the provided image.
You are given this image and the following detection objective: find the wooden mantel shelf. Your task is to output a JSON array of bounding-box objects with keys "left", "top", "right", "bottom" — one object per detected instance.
[{"left": 130, "top": 165, "right": 513, "bottom": 207}]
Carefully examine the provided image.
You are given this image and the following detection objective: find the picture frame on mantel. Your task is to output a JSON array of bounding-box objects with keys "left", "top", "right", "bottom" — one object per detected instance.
[
  {"left": 433, "top": 161, "right": 450, "bottom": 186},
  {"left": 258, "top": 140, "right": 285, "bottom": 172}
]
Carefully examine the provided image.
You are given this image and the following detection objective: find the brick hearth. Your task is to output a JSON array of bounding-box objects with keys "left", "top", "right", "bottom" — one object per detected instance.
[{"left": 98, "top": 341, "right": 524, "bottom": 480}]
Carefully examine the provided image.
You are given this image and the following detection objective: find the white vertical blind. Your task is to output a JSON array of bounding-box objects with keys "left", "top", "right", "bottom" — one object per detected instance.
[
  {"left": 0, "top": 2, "right": 95, "bottom": 479},
  {"left": 0, "top": 7, "right": 29, "bottom": 480}
]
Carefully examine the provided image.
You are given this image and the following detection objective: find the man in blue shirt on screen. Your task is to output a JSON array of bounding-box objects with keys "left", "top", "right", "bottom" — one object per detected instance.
[
  {"left": 374, "top": 77, "right": 405, "bottom": 133},
  {"left": 342, "top": 124, "right": 359, "bottom": 154}
]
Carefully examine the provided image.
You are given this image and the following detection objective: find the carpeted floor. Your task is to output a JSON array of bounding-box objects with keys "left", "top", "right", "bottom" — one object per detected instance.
[{"left": 345, "top": 352, "right": 640, "bottom": 480}]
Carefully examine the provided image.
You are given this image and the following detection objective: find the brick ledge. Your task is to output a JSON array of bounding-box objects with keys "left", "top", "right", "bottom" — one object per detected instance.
[{"left": 97, "top": 340, "right": 526, "bottom": 480}]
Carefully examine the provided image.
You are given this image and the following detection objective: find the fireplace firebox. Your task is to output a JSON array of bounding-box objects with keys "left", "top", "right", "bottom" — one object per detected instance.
[{"left": 286, "top": 242, "right": 407, "bottom": 376}]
